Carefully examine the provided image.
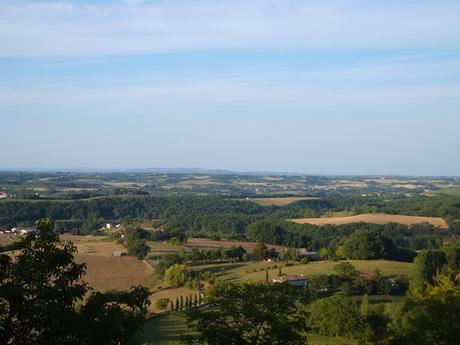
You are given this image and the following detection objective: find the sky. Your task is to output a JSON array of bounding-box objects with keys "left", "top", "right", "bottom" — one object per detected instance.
[{"left": 0, "top": 0, "right": 459, "bottom": 175}]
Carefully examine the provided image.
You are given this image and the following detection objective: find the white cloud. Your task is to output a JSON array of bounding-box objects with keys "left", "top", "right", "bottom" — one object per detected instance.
[{"left": 0, "top": 0, "right": 459, "bottom": 56}]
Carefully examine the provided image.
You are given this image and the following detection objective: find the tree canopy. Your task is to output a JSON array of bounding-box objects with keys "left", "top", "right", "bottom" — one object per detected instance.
[
  {"left": 183, "top": 282, "right": 307, "bottom": 345},
  {"left": 0, "top": 218, "right": 151, "bottom": 345}
]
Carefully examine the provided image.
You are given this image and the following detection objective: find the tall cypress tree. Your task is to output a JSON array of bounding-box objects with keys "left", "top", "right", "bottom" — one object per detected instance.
[
  {"left": 193, "top": 294, "right": 198, "bottom": 307},
  {"left": 175, "top": 297, "right": 180, "bottom": 312},
  {"left": 180, "top": 296, "right": 184, "bottom": 310}
]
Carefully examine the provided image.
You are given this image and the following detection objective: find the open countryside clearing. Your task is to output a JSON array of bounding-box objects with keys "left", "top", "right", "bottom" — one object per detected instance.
[
  {"left": 289, "top": 213, "right": 449, "bottom": 228},
  {"left": 70, "top": 238, "right": 156, "bottom": 292},
  {"left": 191, "top": 260, "right": 413, "bottom": 283}
]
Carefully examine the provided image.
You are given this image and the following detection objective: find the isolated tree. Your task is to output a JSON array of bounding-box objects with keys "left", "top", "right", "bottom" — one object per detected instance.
[
  {"left": 175, "top": 297, "right": 180, "bottom": 312},
  {"left": 126, "top": 239, "right": 150, "bottom": 260},
  {"left": 155, "top": 298, "right": 170, "bottom": 311},
  {"left": 183, "top": 282, "right": 307, "bottom": 345},
  {"left": 180, "top": 296, "right": 184, "bottom": 310},
  {"left": 252, "top": 242, "right": 269, "bottom": 261},
  {"left": 164, "top": 264, "right": 188, "bottom": 288},
  {"left": 333, "top": 262, "right": 359, "bottom": 280},
  {"left": 360, "top": 294, "right": 370, "bottom": 317},
  {"left": 283, "top": 248, "right": 298, "bottom": 261},
  {"left": 265, "top": 267, "right": 269, "bottom": 284},
  {"left": 193, "top": 294, "right": 198, "bottom": 308},
  {"left": 0, "top": 218, "right": 150, "bottom": 345},
  {"left": 318, "top": 248, "right": 329, "bottom": 260}
]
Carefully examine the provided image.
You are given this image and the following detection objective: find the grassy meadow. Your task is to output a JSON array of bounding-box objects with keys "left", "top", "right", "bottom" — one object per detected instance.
[{"left": 191, "top": 260, "right": 413, "bottom": 283}]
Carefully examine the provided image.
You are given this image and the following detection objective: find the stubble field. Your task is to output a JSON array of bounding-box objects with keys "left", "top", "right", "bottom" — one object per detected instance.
[{"left": 289, "top": 213, "right": 448, "bottom": 228}]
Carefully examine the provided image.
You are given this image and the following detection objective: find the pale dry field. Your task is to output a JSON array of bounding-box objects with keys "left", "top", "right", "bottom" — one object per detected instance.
[
  {"left": 103, "top": 181, "right": 147, "bottom": 188},
  {"left": 72, "top": 240, "right": 155, "bottom": 291},
  {"left": 289, "top": 213, "right": 448, "bottom": 228},
  {"left": 186, "top": 238, "right": 287, "bottom": 253},
  {"left": 249, "top": 196, "right": 319, "bottom": 206},
  {"left": 0, "top": 233, "right": 13, "bottom": 245}
]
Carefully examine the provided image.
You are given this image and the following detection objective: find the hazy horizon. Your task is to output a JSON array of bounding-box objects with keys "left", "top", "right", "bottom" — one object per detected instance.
[{"left": 1, "top": 0, "right": 459, "bottom": 176}]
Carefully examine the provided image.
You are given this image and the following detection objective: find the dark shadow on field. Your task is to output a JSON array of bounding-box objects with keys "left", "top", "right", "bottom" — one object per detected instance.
[
  {"left": 192, "top": 263, "right": 246, "bottom": 275},
  {"left": 140, "top": 313, "right": 195, "bottom": 343}
]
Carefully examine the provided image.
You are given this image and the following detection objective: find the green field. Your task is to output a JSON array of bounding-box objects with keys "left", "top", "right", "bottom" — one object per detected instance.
[
  {"left": 191, "top": 260, "right": 413, "bottom": 283},
  {"left": 431, "top": 187, "right": 460, "bottom": 197},
  {"left": 147, "top": 241, "right": 187, "bottom": 256},
  {"left": 139, "top": 313, "right": 194, "bottom": 344},
  {"left": 139, "top": 313, "right": 357, "bottom": 345}
]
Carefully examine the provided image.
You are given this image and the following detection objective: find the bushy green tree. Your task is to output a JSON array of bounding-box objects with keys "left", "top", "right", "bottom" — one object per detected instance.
[
  {"left": 252, "top": 242, "right": 269, "bottom": 261},
  {"left": 155, "top": 298, "right": 170, "bottom": 310},
  {"left": 282, "top": 248, "right": 299, "bottom": 261},
  {"left": 308, "top": 295, "right": 365, "bottom": 338},
  {"left": 164, "top": 264, "right": 188, "bottom": 288},
  {"left": 183, "top": 282, "right": 307, "bottom": 345}
]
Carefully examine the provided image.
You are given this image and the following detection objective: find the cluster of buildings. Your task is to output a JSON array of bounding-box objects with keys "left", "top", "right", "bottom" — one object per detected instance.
[
  {"left": 271, "top": 275, "right": 308, "bottom": 287},
  {"left": 0, "top": 227, "right": 36, "bottom": 236}
]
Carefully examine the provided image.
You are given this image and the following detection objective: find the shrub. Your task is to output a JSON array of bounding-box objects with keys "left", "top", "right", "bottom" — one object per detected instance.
[{"left": 155, "top": 298, "right": 170, "bottom": 310}]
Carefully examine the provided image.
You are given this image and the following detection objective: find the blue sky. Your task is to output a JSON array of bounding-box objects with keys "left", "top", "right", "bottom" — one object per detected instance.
[{"left": 0, "top": 0, "right": 459, "bottom": 175}]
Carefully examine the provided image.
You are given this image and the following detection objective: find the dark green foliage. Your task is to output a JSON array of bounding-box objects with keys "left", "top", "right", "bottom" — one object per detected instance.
[
  {"left": 193, "top": 294, "right": 198, "bottom": 308},
  {"left": 123, "top": 227, "right": 151, "bottom": 259},
  {"left": 411, "top": 250, "right": 448, "bottom": 290},
  {"left": 388, "top": 273, "right": 460, "bottom": 345},
  {"left": 126, "top": 240, "right": 150, "bottom": 259},
  {"left": 183, "top": 282, "right": 307, "bottom": 345},
  {"left": 0, "top": 218, "right": 150, "bottom": 345},
  {"left": 175, "top": 298, "right": 180, "bottom": 312},
  {"left": 155, "top": 253, "right": 184, "bottom": 277},
  {"left": 251, "top": 242, "right": 277, "bottom": 261},
  {"left": 246, "top": 220, "right": 287, "bottom": 244},
  {"left": 309, "top": 295, "right": 366, "bottom": 338},
  {"left": 445, "top": 245, "right": 460, "bottom": 270},
  {"left": 282, "top": 248, "right": 299, "bottom": 261},
  {"left": 155, "top": 298, "right": 170, "bottom": 310},
  {"left": 343, "top": 229, "right": 395, "bottom": 260}
]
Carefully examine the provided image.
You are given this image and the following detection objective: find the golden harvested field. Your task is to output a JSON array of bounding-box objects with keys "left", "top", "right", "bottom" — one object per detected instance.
[
  {"left": 248, "top": 196, "right": 319, "bottom": 206},
  {"left": 72, "top": 240, "right": 156, "bottom": 292},
  {"left": 186, "top": 238, "right": 287, "bottom": 253},
  {"left": 289, "top": 213, "right": 448, "bottom": 228}
]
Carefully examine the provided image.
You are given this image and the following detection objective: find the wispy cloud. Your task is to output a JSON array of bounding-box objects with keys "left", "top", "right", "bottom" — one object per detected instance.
[{"left": 0, "top": 0, "right": 459, "bottom": 56}]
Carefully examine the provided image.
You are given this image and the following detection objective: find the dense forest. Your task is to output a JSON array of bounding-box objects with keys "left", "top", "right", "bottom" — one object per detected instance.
[{"left": 1, "top": 193, "right": 459, "bottom": 229}]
